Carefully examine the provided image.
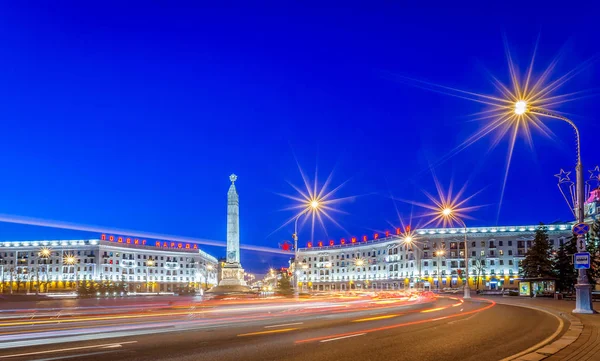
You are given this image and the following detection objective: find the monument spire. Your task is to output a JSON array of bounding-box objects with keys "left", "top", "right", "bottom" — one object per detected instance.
[
  {"left": 207, "top": 173, "right": 250, "bottom": 294},
  {"left": 226, "top": 173, "right": 240, "bottom": 264}
]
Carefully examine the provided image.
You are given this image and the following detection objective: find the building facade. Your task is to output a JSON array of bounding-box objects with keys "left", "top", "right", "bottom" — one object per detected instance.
[
  {"left": 0, "top": 237, "right": 218, "bottom": 294},
  {"left": 296, "top": 224, "right": 572, "bottom": 292}
]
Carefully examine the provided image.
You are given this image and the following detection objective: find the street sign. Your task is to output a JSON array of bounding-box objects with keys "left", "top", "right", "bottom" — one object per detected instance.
[
  {"left": 574, "top": 252, "right": 591, "bottom": 269},
  {"left": 573, "top": 223, "right": 590, "bottom": 235}
]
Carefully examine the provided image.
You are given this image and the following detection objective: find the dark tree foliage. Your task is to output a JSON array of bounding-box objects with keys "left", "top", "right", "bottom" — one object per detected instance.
[
  {"left": 276, "top": 272, "right": 294, "bottom": 296},
  {"left": 554, "top": 235, "right": 577, "bottom": 292},
  {"left": 520, "top": 224, "right": 554, "bottom": 278}
]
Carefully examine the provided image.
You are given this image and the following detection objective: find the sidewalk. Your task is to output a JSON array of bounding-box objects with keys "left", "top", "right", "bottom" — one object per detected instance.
[{"left": 484, "top": 296, "right": 600, "bottom": 361}]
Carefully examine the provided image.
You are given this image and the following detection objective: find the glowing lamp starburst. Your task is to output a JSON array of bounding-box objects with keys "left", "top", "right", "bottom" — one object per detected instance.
[
  {"left": 38, "top": 246, "right": 51, "bottom": 258},
  {"left": 514, "top": 100, "right": 527, "bottom": 115},
  {"left": 274, "top": 162, "right": 354, "bottom": 242},
  {"left": 404, "top": 173, "right": 482, "bottom": 229},
  {"left": 63, "top": 254, "right": 77, "bottom": 266},
  {"left": 398, "top": 39, "right": 595, "bottom": 221}
]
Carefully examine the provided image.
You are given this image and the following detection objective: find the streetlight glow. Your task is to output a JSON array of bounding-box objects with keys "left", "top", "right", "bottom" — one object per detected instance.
[
  {"left": 64, "top": 254, "right": 76, "bottom": 265},
  {"left": 442, "top": 208, "right": 452, "bottom": 217},
  {"left": 514, "top": 100, "right": 527, "bottom": 115},
  {"left": 39, "top": 247, "right": 51, "bottom": 258},
  {"left": 310, "top": 200, "right": 320, "bottom": 209}
]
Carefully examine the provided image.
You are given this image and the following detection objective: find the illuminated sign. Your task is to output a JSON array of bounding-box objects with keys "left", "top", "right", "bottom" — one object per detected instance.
[
  {"left": 519, "top": 281, "right": 530, "bottom": 296},
  {"left": 101, "top": 234, "right": 198, "bottom": 250}
]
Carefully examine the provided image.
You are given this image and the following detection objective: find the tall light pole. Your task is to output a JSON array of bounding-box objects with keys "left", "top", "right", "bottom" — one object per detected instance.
[
  {"left": 403, "top": 234, "right": 422, "bottom": 289},
  {"left": 292, "top": 199, "right": 320, "bottom": 295},
  {"left": 64, "top": 254, "right": 77, "bottom": 289},
  {"left": 441, "top": 208, "right": 471, "bottom": 299},
  {"left": 434, "top": 249, "right": 445, "bottom": 291},
  {"left": 38, "top": 247, "right": 51, "bottom": 294},
  {"left": 516, "top": 101, "right": 594, "bottom": 313},
  {"left": 147, "top": 259, "right": 155, "bottom": 292}
]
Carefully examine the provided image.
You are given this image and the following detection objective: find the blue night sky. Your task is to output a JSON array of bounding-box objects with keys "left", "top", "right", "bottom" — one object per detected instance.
[{"left": 0, "top": 3, "right": 598, "bottom": 272}]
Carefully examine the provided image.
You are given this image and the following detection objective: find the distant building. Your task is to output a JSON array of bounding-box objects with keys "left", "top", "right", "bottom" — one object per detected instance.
[
  {"left": 296, "top": 224, "right": 572, "bottom": 292},
  {"left": 0, "top": 237, "right": 218, "bottom": 294}
]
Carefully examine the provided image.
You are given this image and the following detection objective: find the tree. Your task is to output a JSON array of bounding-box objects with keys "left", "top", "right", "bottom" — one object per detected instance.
[
  {"left": 585, "top": 219, "right": 600, "bottom": 285},
  {"left": 520, "top": 224, "right": 554, "bottom": 278},
  {"left": 472, "top": 257, "right": 486, "bottom": 290},
  {"left": 276, "top": 272, "right": 294, "bottom": 296},
  {"left": 554, "top": 235, "right": 577, "bottom": 293}
]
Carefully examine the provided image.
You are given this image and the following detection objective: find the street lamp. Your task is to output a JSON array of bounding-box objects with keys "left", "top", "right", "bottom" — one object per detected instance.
[
  {"left": 292, "top": 198, "right": 321, "bottom": 295},
  {"left": 63, "top": 254, "right": 77, "bottom": 288},
  {"left": 147, "top": 259, "right": 155, "bottom": 292},
  {"left": 205, "top": 264, "right": 214, "bottom": 290},
  {"left": 514, "top": 102, "right": 594, "bottom": 313},
  {"left": 434, "top": 249, "right": 446, "bottom": 291},
  {"left": 38, "top": 247, "right": 51, "bottom": 293},
  {"left": 440, "top": 207, "right": 470, "bottom": 299}
]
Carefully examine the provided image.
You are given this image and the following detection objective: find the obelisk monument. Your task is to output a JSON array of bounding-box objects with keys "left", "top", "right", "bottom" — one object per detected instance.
[
  {"left": 226, "top": 174, "right": 240, "bottom": 265},
  {"left": 208, "top": 174, "right": 250, "bottom": 293}
]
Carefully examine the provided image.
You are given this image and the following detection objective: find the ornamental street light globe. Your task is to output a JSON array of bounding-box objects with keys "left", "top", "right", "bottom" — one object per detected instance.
[
  {"left": 310, "top": 200, "right": 319, "bottom": 209},
  {"left": 404, "top": 236, "right": 413, "bottom": 244},
  {"left": 442, "top": 208, "right": 452, "bottom": 217},
  {"left": 515, "top": 100, "right": 527, "bottom": 115}
]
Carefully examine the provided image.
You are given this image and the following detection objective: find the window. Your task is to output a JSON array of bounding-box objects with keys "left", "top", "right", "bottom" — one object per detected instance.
[
  {"left": 499, "top": 250, "right": 504, "bottom": 255},
  {"left": 441, "top": 261, "right": 446, "bottom": 266},
  {"left": 499, "top": 241, "right": 503, "bottom": 247},
  {"left": 481, "top": 241, "right": 485, "bottom": 247},
  {"left": 471, "top": 251, "right": 476, "bottom": 257},
  {"left": 508, "top": 241, "right": 513, "bottom": 247},
  {"left": 490, "top": 260, "right": 495, "bottom": 266},
  {"left": 499, "top": 260, "right": 504, "bottom": 265},
  {"left": 480, "top": 250, "right": 485, "bottom": 256},
  {"left": 508, "top": 250, "right": 513, "bottom": 256},
  {"left": 424, "top": 261, "right": 428, "bottom": 267},
  {"left": 471, "top": 241, "right": 476, "bottom": 247},
  {"left": 509, "top": 260, "right": 514, "bottom": 266}
]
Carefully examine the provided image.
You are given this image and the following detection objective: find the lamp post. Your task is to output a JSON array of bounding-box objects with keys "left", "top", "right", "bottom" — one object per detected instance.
[
  {"left": 403, "top": 235, "right": 422, "bottom": 290},
  {"left": 516, "top": 102, "right": 594, "bottom": 314},
  {"left": 292, "top": 200, "right": 320, "bottom": 295},
  {"left": 205, "top": 264, "right": 214, "bottom": 290},
  {"left": 434, "top": 249, "right": 445, "bottom": 291},
  {"left": 63, "top": 254, "right": 77, "bottom": 289},
  {"left": 441, "top": 208, "right": 471, "bottom": 299},
  {"left": 146, "top": 259, "right": 155, "bottom": 292}
]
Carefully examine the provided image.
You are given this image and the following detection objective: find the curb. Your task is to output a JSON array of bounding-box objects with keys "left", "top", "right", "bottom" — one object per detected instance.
[{"left": 493, "top": 300, "right": 583, "bottom": 361}]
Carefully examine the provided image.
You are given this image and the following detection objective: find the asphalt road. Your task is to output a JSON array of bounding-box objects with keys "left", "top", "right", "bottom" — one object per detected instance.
[{"left": 0, "top": 294, "right": 562, "bottom": 361}]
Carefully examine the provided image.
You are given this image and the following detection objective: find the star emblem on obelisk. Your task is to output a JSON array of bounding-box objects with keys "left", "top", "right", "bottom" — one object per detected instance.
[
  {"left": 229, "top": 173, "right": 237, "bottom": 184},
  {"left": 554, "top": 169, "right": 572, "bottom": 184},
  {"left": 589, "top": 166, "right": 600, "bottom": 181}
]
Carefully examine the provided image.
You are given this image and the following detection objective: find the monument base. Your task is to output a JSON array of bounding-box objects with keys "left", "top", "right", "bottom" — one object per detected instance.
[{"left": 206, "top": 263, "right": 253, "bottom": 294}]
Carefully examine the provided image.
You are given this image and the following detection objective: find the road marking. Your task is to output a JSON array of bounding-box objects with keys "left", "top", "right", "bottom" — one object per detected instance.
[
  {"left": 352, "top": 314, "right": 399, "bottom": 322},
  {"left": 101, "top": 344, "right": 122, "bottom": 349},
  {"left": 320, "top": 333, "right": 366, "bottom": 343},
  {"left": 264, "top": 322, "right": 303, "bottom": 328},
  {"left": 420, "top": 306, "right": 448, "bottom": 313},
  {"left": 237, "top": 328, "right": 298, "bottom": 337},
  {"left": 30, "top": 350, "right": 119, "bottom": 361},
  {"left": 296, "top": 300, "right": 496, "bottom": 344},
  {"left": 0, "top": 341, "right": 137, "bottom": 358}
]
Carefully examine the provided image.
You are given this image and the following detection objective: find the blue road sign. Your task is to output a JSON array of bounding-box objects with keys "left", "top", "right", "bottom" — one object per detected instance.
[
  {"left": 574, "top": 252, "right": 591, "bottom": 270},
  {"left": 573, "top": 223, "right": 590, "bottom": 235}
]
